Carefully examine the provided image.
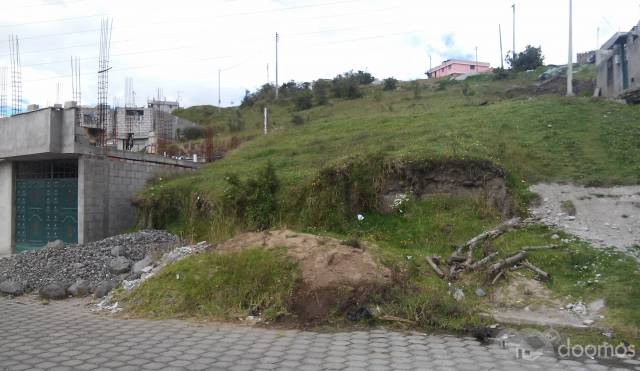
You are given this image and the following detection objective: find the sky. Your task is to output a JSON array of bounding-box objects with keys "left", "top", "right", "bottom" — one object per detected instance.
[{"left": 0, "top": 0, "right": 639, "bottom": 109}]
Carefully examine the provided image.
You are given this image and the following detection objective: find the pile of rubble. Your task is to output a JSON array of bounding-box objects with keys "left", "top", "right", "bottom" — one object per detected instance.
[{"left": 0, "top": 230, "right": 181, "bottom": 299}]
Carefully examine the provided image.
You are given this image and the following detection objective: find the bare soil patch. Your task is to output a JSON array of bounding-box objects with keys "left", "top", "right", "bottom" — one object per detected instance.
[
  {"left": 216, "top": 230, "right": 393, "bottom": 322},
  {"left": 530, "top": 183, "right": 640, "bottom": 258}
]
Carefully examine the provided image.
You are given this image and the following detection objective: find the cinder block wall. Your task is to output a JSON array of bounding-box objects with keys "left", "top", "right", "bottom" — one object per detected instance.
[{"left": 79, "top": 154, "right": 194, "bottom": 245}]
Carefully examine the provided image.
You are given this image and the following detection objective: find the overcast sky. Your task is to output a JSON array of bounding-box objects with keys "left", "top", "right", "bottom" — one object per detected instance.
[{"left": 0, "top": 0, "right": 639, "bottom": 108}]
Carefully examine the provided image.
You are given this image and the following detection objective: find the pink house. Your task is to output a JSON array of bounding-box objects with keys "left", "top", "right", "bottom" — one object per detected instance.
[{"left": 427, "top": 59, "right": 491, "bottom": 78}]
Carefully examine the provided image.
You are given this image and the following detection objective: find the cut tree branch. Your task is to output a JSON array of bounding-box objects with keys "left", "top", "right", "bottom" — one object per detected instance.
[
  {"left": 488, "top": 250, "right": 528, "bottom": 275},
  {"left": 426, "top": 256, "right": 445, "bottom": 278},
  {"left": 522, "top": 260, "right": 550, "bottom": 281}
]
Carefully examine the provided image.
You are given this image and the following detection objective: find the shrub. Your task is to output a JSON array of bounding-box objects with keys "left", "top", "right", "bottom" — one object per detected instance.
[
  {"left": 312, "top": 79, "right": 331, "bottom": 105},
  {"left": 223, "top": 163, "right": 279, "bottom": 230},
  {"left": 181, "top": 126, "right": 205, "bottom": 140},
  {"left": 492, "top": 67, "right": 510, "bottom": 80},
  {"left": 507, "top": 45, "right": 545, "bottom": 72},
  {"left": 291, "top": 114, "right": 305, "bottom": 126},
  {"left": 332, "top": 73, "right": 362, "bottom": 99},
  {"left": 294, "top": 90, "right": 313, "bottom": 111},
  {"left": 226, "top": 111, "right": 245, "bottom": 132},
  {"left": 383, "top": 77, "right": 398, "bottom": 91},
  {"left": 355, "top": 70, "right": 375, "bottom": 85}
]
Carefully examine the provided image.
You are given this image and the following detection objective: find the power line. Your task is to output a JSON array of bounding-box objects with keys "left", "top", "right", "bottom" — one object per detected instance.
[
  {"left": 0, "top": 13, "right": 107, "bottom": 28},
  {"left": 0, "top": 0, "right": 361, "bottom": 44}
]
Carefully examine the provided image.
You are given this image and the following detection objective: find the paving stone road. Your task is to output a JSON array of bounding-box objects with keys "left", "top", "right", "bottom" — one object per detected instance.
[{"left": 0, "top": 297, "right": 637, "bottom": 371}]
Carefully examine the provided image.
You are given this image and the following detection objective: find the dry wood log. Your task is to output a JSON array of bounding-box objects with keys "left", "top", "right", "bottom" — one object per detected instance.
[
  {"left": 469, "top": 252, "right": 498, "bottom": 270},
  {"left": 447, "top": 255, "right": 467, "bottom": 265},
  {"left": 455, "top": 217, "right": 522, "bottom": 257},
  {"left": 488, "top": 250, "right": 528, "bottom": 275},
  {"left": 491, "top": 270, "right": 504, "bottom": 285},
  {"left": 522, "top": 260, "right": 550, "bottom": 281},
  {"left": 426, "top": 256, "right": 445, "bottom": 278}
]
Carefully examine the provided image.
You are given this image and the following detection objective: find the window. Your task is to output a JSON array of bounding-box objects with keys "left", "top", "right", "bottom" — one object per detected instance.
[
  {"left": 470, "top": 65, "right": 476, "bottom": 70},
  {"left": 448, "top": 65, "right": 452, "bottom": 70}
]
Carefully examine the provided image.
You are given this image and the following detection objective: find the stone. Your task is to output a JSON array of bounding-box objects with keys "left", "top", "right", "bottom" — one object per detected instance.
[
  {"left": 0, "top": 280, "right": 24, "bottom": 296},
  {"left": 109, "top": 257, "right": 131, "bottom": 274},
  {"left": 39, "top": 282, "right": 68, "bottom": 300},
  {"left": 94, "top": 280, "right": 116, "bottom": 299},
  {"left": 583, "top": 319, "right": 595, "bottom": 326},
  {"left": 111, "top": 246, "right": 124, "bottom": 257},
  {"left": 67, "top": 279, "right": 90, "bottom": 297},
  {"left": 45, "top": 240, "right": 65, "bottom": 249},
  {"left": 475, "top": 288, "right": 486, "bottom": 297},
  {"left": 132, "top": 256, "right": 153, "bottom": 274}
]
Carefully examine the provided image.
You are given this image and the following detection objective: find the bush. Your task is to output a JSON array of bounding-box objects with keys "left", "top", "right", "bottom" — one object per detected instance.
[
  {"left": 223, "top": 163, "right": 279, "bottom": 230},
  {"left": 226, "top": 111, "right": 245, "bottom": 132},
  {"left": 507, "top": 45, "right": 545, "bottom": 72},
  {"left": 332, "top": 73, "right": 362, "bottom": 99},
  {"left": 181, "top": 126, "right": 205, "bottom": 140},
  {"left": 354, "top": 70, "right": 375, "bottom": 85},
  {"left": 294, "top": 90, "right": 313, "bottom": 111},
  {"left": 383, "top": 77, "right": 398, "bottom": 91},
  {"left": 492, "top": 67, "right": 510, "bottom": 80},
  {"left": 312, "top": 79, "right": 331, "bottom": 105},
  {"left": 291, "top": 114, "right": 305, "bottom": 126}
]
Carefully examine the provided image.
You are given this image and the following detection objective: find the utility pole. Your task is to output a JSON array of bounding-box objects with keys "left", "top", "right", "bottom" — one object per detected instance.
[
  {"left": 266, "top": 63, "right": 269, "bottom": 86},
  {"left": 218, "top": 69, "right": 221, "bottom": 110},
  {"left": 263, "top": 107, "right": 268, "bottom": 135},
  {"left": 275, "top": 32, "right": 279, "bottom": 100},
  {"left": 512, "top": 3, "right": 516, "bottom": 64},
  {"left": 567, "top": 0, "right": 574, "bottom": 96},
  {"left": 499, "top": 24, "right": 504, "bottom": 69},
  {"left": 475, "top": 46, "right": 478, "bottom": 71}
]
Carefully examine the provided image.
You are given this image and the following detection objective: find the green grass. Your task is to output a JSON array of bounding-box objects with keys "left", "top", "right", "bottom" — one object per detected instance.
[
  {"left": 134, "top": 67, "right": 640, "bottom": 340},
  {"left": 124, "top": 248, "right": 299, "bottom": 320}
]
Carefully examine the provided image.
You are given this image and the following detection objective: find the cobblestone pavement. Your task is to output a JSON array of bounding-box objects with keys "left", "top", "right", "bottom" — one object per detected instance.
[{"left": 1, "top": 297, "right": 637, "bottom": 371}]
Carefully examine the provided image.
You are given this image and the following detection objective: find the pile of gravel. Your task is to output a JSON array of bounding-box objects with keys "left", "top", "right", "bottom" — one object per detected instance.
[{"left": 0, "top": 230, "right": 180, "bottom": 298}]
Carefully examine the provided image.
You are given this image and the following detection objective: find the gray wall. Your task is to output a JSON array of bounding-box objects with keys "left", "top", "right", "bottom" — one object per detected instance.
[
  {"left": 0, "top": 161, "right": 14, "bottom": 257},
  {"left": 78, "top": 153, "right": 194, "bottom": 244}
]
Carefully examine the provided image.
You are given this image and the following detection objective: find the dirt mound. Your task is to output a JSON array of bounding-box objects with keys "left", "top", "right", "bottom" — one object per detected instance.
[
  {"left": 216, "top": 230, "right": 393, "bottom": 321},
  {"left": 505, "top": 76, "right": 595, "bottom": 98},
  {"left": 380, "top": 159, "right": 510, "bottom": 214}
]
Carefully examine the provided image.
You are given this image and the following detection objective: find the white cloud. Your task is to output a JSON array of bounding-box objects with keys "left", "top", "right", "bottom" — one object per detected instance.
[{"left": 0, "top": 0, "right": 638, "bottom": 108}]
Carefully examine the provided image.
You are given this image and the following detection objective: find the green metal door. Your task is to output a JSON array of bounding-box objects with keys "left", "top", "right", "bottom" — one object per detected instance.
[{"left": 15, "top": 160, "right": 78, "bottom": 253}]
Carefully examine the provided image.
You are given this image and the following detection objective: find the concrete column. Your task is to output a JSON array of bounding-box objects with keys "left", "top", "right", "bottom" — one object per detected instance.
[
  {"left": 0, "top": 161, "right": 15, "bottom": 256},
  {"left": 77, "top": 156, "right": 86, "bottom": 245}
]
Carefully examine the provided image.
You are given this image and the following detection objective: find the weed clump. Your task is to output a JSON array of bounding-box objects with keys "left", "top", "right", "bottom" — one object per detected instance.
[{"left": 224, "top": 163, "right": 279, "bottom": 230}]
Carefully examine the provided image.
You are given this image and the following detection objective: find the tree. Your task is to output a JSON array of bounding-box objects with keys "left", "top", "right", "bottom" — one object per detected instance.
[
  {"left": 294, "top": 89, "right": 313, "bottom": 110},
  {"left": 507, "top": 45, "right": 544, "bottom": 72},
  {"left": 312, "top": 79, "right": 331, "bottom": 105},
  {"left": 383, "top": 77, "right": 398, "bottom": 91}
]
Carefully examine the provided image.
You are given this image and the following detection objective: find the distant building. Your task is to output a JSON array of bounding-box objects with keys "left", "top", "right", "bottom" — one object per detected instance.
[
  {"left": 427, "top": 59, "right": 491, "bottom": 78},
  {"left": 577, "top": 50, "right": 596, "bottom": 64},
  {"left": 595, "top": 20, "right": 640, "bottom": 100}
]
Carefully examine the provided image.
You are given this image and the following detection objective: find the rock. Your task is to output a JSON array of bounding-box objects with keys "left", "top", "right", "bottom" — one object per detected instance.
[
  {"left": 110, "top": 246, "right": 124, "bottom": 257},
  {"left": 109, "top": 257, "right": 131, "bottom": 274},
  {"left": 67, "top": 279, "right": 90, "bottom": 297},
  {"left": 45, "top": 240, "right": 65, "bottom": 249},
  {"left": 94, "top": 280, "right": 116, "bottom": 299},
  {"left": 346, "top": 307, "right": 373, "bottom": 322},
  {"left": 0, "top": 280, "right": 24, "bottom": 296},
  {"left": 583, "top": 319, "right": 595, "bottom": 326},
  {"left": 122, "top": 279, "right": 140, "bottom": 291},
  {"left": 475, "top": 288, "right": 486, "bottom": 297},
  {"left": 39, "top": 282, "right": 67, "bottom": 300},
  {"left": 72, "top": 262, "right": 85, "bottom": 269},
  {"left": 132, "top": 256, "right": 153, "bottom": 274},
  {"left": 551, "top": 234, "right": 560, "bottom": 240}
]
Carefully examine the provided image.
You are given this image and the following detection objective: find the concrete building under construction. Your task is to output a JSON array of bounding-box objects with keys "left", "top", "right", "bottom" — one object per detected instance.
[{"left": 0, "top": 102, "right": 198, "bottom": 257}]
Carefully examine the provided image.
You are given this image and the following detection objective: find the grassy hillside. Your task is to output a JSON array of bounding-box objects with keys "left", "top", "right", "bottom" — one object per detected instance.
[{"left": 135, "top": 66, "right": 640, "bottom": 341}]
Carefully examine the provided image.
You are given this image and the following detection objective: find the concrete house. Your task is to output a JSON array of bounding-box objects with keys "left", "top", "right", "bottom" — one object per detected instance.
[
  {"left": 0, "top": 103, "right": 197, "bottom": 257},
  {"left": 427, "top": 59, "right": 491, "bottom": 79},
  {"left": 595, "top": 20, "right": 640, "bottom": 100}
]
